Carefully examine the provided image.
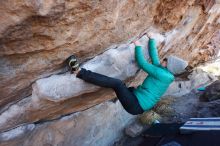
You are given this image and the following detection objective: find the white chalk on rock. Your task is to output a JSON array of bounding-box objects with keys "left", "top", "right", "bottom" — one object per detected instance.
[
  {"left": 0, "top": 124, "right": 35, "bottom": 141},
  {"left": 33, "top": 73, "right": 100, "bottom": 102},
  {"left": 125, "top": 121, "right": 145, "bottom": 137}
]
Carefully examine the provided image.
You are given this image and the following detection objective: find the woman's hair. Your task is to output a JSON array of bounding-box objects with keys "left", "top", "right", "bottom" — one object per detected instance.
[
  {"left": 174, "top": 65, "right": 193, "bottom": 78},
  {"left": 163, "top": 58, "right": 167, "bottom": 62},
  {"left": 185, "top": 65, "right": 193, "bottom": 72}
]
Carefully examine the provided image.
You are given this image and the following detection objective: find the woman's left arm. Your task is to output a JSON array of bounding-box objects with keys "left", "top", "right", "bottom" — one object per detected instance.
[{"left": 149, "top": 39, "right": 160, "bottom": 66}]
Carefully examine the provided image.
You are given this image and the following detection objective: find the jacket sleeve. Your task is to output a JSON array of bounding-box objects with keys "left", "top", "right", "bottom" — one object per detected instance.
[
  {"left": 149, "top": 39, "right": 160, "bottom": 66},
  {"left": 135, "top": 46, "right": 159, "bottom": 78}
]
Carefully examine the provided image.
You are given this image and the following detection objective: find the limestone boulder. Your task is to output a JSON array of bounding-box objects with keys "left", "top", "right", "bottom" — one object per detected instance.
[
  {"left": 197, "top": 99, "right": 220, "bottom": 117},
  {"left": 200, "top": 80, "right": 220, "bottom": 101},
  {"left": 164, "top": 69, "right": 218, "bottom": 97},
  {"left": 0, "top": 35, "right": 149, "bottom": 132},
  {"left": 0, "top": 100, "right": 135, "bottom": 146},
  {"left": 0, "top": 0, "right": 159, "bottom": 108},
  {"left": 125, "top": 121, "right": 146, "bottom": 138},
  {"left": 0, "top": 0, "right": 220, "bottom": 145},
  {"left": 1, "top": 0, "right": 219, "bottom": 111}
]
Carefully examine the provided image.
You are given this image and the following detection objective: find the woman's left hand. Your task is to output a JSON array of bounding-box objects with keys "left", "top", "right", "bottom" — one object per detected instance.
[{"left": 147, "top": 32, "right": 154, "bottom": 39}]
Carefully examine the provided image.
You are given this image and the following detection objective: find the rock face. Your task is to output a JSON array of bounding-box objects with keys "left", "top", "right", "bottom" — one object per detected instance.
[
  {"left": 0, "top": 0, "right": 157, "bottom": 108},
  {"left": 0, "top": 0, "right": 220, "bottom": 145},
  {"left": 0, "top": 100, "right": 135, "bottom": 146},
  {"left": 200, "top": 80, "right": 220, "bottom": 101},
  {"left": 164, "top": 68, "right": 218, "bottom": 97},
  {"left": 1, "top": 0, "right": 220, "bottom": 110},
  {"left": 197, "top": 99, "right": 220, "bottom": 117},
  {"left": 0, "top": 35, "right": 150, "bottom": 133}
]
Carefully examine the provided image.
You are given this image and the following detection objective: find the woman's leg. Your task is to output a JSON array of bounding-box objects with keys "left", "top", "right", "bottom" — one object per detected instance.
[{"left": 76, "top": 68, "right": 144, "bottom": 115}]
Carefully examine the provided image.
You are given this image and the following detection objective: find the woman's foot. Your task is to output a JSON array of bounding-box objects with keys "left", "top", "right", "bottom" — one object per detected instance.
[{"left": 66, "top": 55, "right": 80, "bottom": 73}]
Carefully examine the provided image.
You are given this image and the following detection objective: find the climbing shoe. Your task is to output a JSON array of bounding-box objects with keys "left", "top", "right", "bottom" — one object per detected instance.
[{"left": 66, "top": 55, "right": 79, "bottom": 72}]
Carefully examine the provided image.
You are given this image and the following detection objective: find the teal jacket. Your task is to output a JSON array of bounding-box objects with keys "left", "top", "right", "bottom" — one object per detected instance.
[{"left": 133, "top": 39, "right": 174, "bottom": 111}]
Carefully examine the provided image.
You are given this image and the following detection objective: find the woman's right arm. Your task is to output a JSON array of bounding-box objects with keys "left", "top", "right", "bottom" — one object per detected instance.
[
  {"left": 149, "top": 39, "right": 160, "bottom": 66},
  {"left": 135, "top": 45, "right": 158, "bottom": 77}
]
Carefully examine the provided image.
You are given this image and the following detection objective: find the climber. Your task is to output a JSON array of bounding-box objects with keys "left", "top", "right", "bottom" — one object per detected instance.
[{"left": 66, "top": 33, "right": 188, "bottom": 115}]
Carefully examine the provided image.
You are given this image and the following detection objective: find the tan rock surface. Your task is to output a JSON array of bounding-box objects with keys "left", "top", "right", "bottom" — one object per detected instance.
[
  {"left": 0, "top": 35, "right": 149, "bottom": 132},
  {"left": 0, "top": 101, "right": 135, "bottom": 146},
  {"left": 0, "top": 0, "right": 218, "bottom": 111},
  {"left": 1, "top": 0, "right": 219, "bottom": 109},
  {"left": 0, "top": 0, "right": 157, "bottom": 108}
]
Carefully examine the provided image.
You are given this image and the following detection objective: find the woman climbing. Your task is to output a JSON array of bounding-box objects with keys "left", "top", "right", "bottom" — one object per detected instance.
[{"left": 66, "top": 33, "right": 188, "bottom": 115}]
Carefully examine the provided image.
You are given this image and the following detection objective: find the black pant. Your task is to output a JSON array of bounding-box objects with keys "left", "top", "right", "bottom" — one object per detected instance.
[{"left": 76, "top": 68, "right": 144, "bottom": 115}]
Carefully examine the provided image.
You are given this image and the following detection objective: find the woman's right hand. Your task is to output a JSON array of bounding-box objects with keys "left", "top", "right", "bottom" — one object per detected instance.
[
  {"left": 132, "top": 40, "right": 141, "bottom": 46},
  {"left": 147, "top": 32, "right": 155, "bottom": 39}
]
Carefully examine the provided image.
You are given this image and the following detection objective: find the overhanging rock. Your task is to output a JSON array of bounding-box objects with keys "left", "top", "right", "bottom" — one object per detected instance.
[
  {"left": 32, "top": 35, "right": 148, "bottom": 102},
  {"left": 0, "top": 34, "right": 165, "bottom": 132},
  {"left": 32, "top": 34, "right": 165, "bottom": 102}
]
